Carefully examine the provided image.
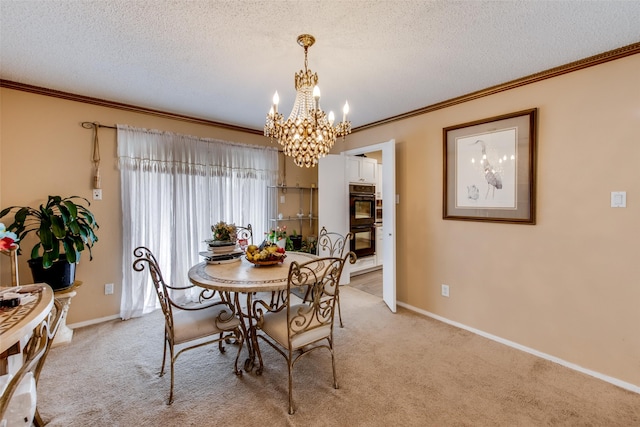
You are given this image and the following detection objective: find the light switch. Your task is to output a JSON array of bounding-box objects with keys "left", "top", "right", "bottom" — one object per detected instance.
[{"left": 610, "top": 191, "right": 626, "bottom": 208}]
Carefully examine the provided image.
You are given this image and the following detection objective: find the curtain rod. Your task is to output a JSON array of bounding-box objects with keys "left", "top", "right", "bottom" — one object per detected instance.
[
  {"left": 81, "top": 121, "right": 116, "bottom": 129},
  {"left": 80, "top": 124, "right": 287, "bottom": 155}
]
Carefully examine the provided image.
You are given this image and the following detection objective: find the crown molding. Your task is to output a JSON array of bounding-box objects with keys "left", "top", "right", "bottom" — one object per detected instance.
[
  {"left": 0, "top": 79, "right": 262, "bottom": 135},
  {"left": 2, "top": 42, "right": 638, "bottom": 134},
  {"left": 353, "top": 42, "right": 640, "bottom": 132}
]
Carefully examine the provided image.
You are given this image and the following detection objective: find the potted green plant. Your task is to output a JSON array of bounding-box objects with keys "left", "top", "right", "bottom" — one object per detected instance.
[{"left": 0, "top": 195, "right": 99, "bottom": 291}]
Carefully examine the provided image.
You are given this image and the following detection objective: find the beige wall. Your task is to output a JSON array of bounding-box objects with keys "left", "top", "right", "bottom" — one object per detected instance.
[
  {"left": 0, "top": 90, "right": 314, "bottom": 325},
  {"left": 1, "top": 52, "right": 638, "bottom": 389},
  {"left": 343, "top": 54, "right": 640, "bottom": 388}
]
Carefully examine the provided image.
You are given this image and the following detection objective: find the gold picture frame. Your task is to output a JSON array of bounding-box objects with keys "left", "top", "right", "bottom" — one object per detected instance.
[{"left": 443, "top": 108, "right": 537, "bottom": 224}]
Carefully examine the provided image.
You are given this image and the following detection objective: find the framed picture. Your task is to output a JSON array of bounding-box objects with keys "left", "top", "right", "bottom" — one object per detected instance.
[{"left": 443, "top": 108, "right": 537, "bottom": 224}]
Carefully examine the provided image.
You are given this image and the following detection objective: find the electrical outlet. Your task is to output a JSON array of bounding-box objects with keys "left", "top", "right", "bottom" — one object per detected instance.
[
  {"left": 441, "top": 284, "right": 450, "bottom": 297},
  {"left": 105, "top": 283, "right": 114, "bottom": 295},
  {"left": 280, "top": 195, "right": 285, "bottom": 204},
  {"left": 92, "top": 189, "right": 102, "bottom": 200},
  {"left": 611, "top": 191, "right": 626, "bottom": 207}
]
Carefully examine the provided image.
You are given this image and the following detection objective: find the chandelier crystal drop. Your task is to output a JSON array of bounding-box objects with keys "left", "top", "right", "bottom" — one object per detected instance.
[{"left": 264, "top": 34, "right": 351, "bottom": 168}]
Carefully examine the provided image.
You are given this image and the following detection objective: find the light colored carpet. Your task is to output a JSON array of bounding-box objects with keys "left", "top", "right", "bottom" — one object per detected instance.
[{"left": 38, "top": 287, "right": 639, "bottom": 426}]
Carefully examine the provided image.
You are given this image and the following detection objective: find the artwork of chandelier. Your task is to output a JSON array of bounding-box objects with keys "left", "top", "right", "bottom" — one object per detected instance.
[{"left": 264, "top": 34, "right": 351, "bottom": 168}]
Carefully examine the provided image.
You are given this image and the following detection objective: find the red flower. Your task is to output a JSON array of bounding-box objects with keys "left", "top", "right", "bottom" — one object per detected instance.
[{"left": 0, "top": 237, "right": 16, "bottom": 251}]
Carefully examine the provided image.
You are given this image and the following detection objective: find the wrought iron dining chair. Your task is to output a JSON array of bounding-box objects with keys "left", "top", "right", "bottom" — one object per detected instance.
[
  {"left": 252, "top": 251, "right": 356, "bottom": 414},
  {"left": 236, "top": 223, "right": 253, "bottom": 248},
  {"left": 311, "top": 227, "right": 354, "bottom": 328},
  {"left": 0, "top": 298, "right": 63, "bottom": 426},
  {"left": 132, "top": 246, "right": 243, "bottom": 404}
]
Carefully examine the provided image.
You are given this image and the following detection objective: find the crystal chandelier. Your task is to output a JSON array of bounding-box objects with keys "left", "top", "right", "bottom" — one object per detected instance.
[{"left": 264, "top": 34, "right": 351, "bottom": 168}]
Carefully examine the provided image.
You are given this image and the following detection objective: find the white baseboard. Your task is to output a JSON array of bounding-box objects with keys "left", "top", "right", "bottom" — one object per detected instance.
[
  {"left": 350, "top": 266, "right": 381, "bottom": 276},
  {"left": 67, "top": 314, "right": 120, "bottom": 330},
  {"left": 396, "top": 301, "right": 640, "bottom": 395}
]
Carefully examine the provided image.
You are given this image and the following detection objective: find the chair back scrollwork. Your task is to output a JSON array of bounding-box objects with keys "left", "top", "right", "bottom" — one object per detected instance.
[
  {"left": 317, "top": 227, "right": 353, "bottom": 257},
  {"left": 133, "top": 246, "right": 175, "bottom": 332},
  {"left": 236, "top": 224, "right": 253, "bottom": 246},
  {"left": 310, "top": 228, "right": 355, "bottom": 328},
  {"left": 286, "top": 255, "right": 347, "bottom": 336}
]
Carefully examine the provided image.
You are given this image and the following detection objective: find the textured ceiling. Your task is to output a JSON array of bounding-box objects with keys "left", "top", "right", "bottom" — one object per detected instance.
[{"left": 1, "top": 1, "right": 639, "bottom": 131}]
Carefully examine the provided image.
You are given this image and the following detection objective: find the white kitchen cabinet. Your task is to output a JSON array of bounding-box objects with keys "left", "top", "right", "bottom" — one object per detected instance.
[
  {"left": 350, "top": 255, "right": 378, "bottom": 274},
  {"left": 376, "top": 163, "right": 383, "bottom": 199},
  {"left": 347, "top": 156, "right": 377, "bottom": 184},
  {"left": 376, "top": 225, "right": 384, "bottom": 266}
]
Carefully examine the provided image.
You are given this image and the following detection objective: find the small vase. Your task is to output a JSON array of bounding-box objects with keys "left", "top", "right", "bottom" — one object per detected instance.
[{"left": 275, "top": 239, "right": 286, "bottom": 249}]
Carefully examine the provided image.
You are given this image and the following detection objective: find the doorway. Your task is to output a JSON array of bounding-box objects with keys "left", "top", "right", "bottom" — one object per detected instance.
[
  {"left": 318, "top": 139, "right": 395, "bottom": 312},
  {"left": 344, "top": 139, "right": 396, "bottom": 313}
]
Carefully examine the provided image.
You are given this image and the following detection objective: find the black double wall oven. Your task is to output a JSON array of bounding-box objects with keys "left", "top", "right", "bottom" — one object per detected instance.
[{"left": 349, "top": 184, "right": 376, "bottom": 258}]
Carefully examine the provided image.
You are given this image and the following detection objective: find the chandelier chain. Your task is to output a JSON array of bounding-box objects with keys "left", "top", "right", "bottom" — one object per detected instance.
[{"left": 304, "top": 46, "right": 308, "bottom": 74}]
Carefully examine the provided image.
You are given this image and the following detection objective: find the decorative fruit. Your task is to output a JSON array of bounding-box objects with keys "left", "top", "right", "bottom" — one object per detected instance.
[{"left": 246, "top": 240, "right": 285, "bottom": 262}]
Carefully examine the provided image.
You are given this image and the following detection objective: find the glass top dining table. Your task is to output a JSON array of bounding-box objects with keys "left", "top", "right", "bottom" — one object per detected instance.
[{"left": 187, "top": 251, "right": 322, "bottom": 372}]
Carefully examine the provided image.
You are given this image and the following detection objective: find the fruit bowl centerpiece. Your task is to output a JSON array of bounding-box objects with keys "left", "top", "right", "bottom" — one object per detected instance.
[{"left": 245, "top": 241, "right": 286, "bottom": 266}]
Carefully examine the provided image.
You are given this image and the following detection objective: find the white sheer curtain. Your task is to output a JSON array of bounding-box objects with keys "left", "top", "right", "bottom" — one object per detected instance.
[{"left": 117, "top": 125, "right": 278, "bottom": 320}]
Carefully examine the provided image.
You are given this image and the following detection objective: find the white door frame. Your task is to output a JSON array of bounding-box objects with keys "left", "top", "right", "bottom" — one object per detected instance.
[
  {"left": 317, "top": 154, "right": 350, "bottom": 284},
  {"left": 344, "top": 140, "right": 396, "bottom": 312}
]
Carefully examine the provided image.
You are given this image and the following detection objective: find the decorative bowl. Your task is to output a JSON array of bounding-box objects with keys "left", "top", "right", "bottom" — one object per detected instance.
[
  {"left": 207, "top": 239, "right": 236, "bottom": 247},
  {"left": 246, "top": 255, "right": 286, "bottom": 266},
  {"left": 210, "top": 245, "right": 238, "bottom": 255},
  {"left": 207, "top": 239, "right": 237, "bottom": 254}
]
